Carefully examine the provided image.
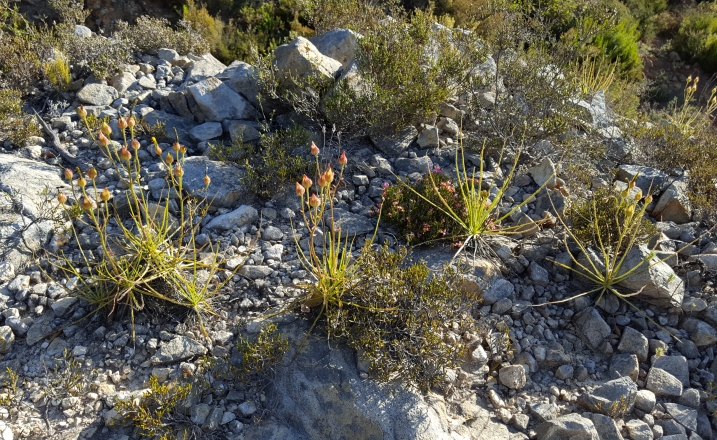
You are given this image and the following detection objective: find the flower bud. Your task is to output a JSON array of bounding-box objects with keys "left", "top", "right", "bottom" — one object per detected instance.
[
  {"left": 634, "top": 189, "right": 642, "bottom": 200},
  {"left": 173, "top": 141, "right": 181, "bottom": 152},
  {"left": 77, "top": 106, "right": 87, "bottom": 119},
  {"left": 101, "top": 122, "right": 112, "bottom": 136},
  {"left": 317, "top": 173, "right": 327, "bottom": 187},
  {"left": 625, "top": 204, "right": 635, "bottom": 217},
  {"left": 81, "top": 196, "right": 95, "bottom": 211},
  {"left": 302, "top": 174, "right": 312, "bottom": 189},
  {"left": 100, "top": 187, "right": 111, "bottom": 202},
  {"left": 127, "top": 116, "right": 136, "bottom": 129},
  {"left": 119, "top": 146, "right": 132, "bottom": 161},
  {"left": 309, "top": 193, "right": 321, "bottom": 208},
  {"left": 620, "top": 188, "right": 629, "bottom": 199},
  {"left": 687, "top": 75, "right": 693, "bottom": 84},
  {"left": 98, "top": 132, "right": 109, "bottom": 148},
  {"left": 296, "top": 182, "right": 305, "bottom": 197},
  {"left": 77, "top": 176, "right": 87, "bottom": 188},
  {"left": 628, "top": 180, "right": 635, "bottom": 189},
  {"left": 324, "top": 166, "right": 334, "bottom": 185},
  {"left": 87, "top": 167, "right": 98, "bottom": 179},
  {"left": 645, "top": 194, "right": 653, "bottom": 204},
  {"left": 310, "top": 141, "right": 319, "bottom": 156},
  {"left": 64, "top": 168, "right": 73, "bottom": 180},
  {"left": 131, "top": 138, "right": 140, "bottom": 151},
  {"left": 57, "top": 193, "right": 68, "bottom": 204},
  {"left": 165, "top": 153, "right": 174, "bottom": 164},
  {"left": 338, "top": 151, "right": 347, "bottom": 166},
  {"left": 154, "top": 144, "right": 162, "bottom": 156},
  {"left": 174, "top": 164, "right": 184, "bottom": 177},
  {"left": 118, "top": 117, "right": 128, "bottom": 130},
  {"left": 180, "top": 145, "right": 187, "bottom": 154},
  {"left": 203, "top": 175, "right": 211, "bottom": 187}
]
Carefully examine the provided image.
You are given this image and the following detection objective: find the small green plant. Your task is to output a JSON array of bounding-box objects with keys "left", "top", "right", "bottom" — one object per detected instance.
[
  {"left": 208, "top": 322, "right": 289, "bottom": 385},
  {"left": 210, "top": 124, "right": 311, "bottom": 199},
  {"left": 113, "top": 375, "right": 193, "bottom": 440},
  {"left": 544, "top": 175, "right": 695, "bottom": 322},
  {"left": 323, "top": 242, "right": 478, "bottom": 392},
  {"left": 44, "top": 54, "right": 71, "bottom": 92},
  {"left": 0, "top": 367, "right": 21, "bottom": 408},
  {"left": 569, "top": 183, "right": 657, "bottom": 253},
  {"left": 381, "top": 167, "right": 465, "bottom": 244},
  {"left": 673, "top": 3, "right": 717, "bottom": 75},
  {"left": 114, "top": 15, "right": 209, "bottom": 56},
  {"left": 321, "top": 7, "right": 485, "bottom": 135},
  {"left": 665, "top": 75, "right": 717, "bottom": 135},
  {"left": 51, "top": 107, "right": 245, "bottom": 338},
  {"left": 136, "top": 117, "right": 167, "bottom": 141},
  {"left": 574, "top": 56, "right": 618, "bottom": 98},
  {"left": 0, "top": 88, "right": 41, "bottom": 144}
]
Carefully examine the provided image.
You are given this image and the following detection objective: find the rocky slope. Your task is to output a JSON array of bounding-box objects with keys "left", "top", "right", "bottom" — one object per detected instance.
[{"left": 0, "top": 24, "right": 716, "bottom": 440}]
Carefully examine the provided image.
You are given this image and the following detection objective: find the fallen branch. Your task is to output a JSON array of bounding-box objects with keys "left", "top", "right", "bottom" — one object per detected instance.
[{"left": 34, "top": 110, "right": 91, "bottom": 171}]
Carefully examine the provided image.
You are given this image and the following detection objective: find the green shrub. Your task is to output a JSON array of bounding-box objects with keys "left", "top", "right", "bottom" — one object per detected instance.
[
  {"left": 48, "top": 0, "right": 90, "bottom": 25},
  {"left": 44, "top": 53, "right": 71, "bottom": 91},
  {"left": 381, "top": 169, "right": 465, "bottom": 244},
  {"left": 569, "top": 183, "right": 657, "bottom": 253},
  {"left": 620, "top": 0, "right": 667, "bottom": 41},
  {"left": 207, "top": 322, "right": 289, "bottom": 383},
  {"left": 209, "top": 124, "right": 312, "bottom": 199},
  {"left": 321, "top": 7, "right": 484, "bottom": 135},
  {"left": 114, "top": 15, "right": 210, "bottom": 56},
  {"left": 0, "top": 88, "right": 41, "bottom": 144},
  {"left": 320, "top": 242, "right": 479, "bottom": 392},
  {"left": 183, "top": 0, "right": 313, "bottom": 63},
  {"left": 112, "top": 375, "right": 193, "bottom": 440},
  {"left": 674, "top": 3, "right": 717, "bottom": 74},
  {"left": 623, "top": 116, "right": 717, "bottom": 221},
  {"left": 593, "top": 15, "right": 643, "bottom": 80}
]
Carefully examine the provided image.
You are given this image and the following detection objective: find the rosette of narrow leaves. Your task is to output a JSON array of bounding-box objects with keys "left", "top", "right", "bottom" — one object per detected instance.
[
  {"left": 294, "top": 143, "right": 361, "bottom": 316},
  {"left": 51, "top": 109, "right": 241, "bottom": 338},
  {"left": 546, "top": 177, "right": 685, "bottom": 313},
  {"left": 393, "top": 138, "right": 551, "bottom": 259}
]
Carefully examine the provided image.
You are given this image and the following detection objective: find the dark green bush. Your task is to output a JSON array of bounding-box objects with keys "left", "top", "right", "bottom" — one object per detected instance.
[
  {"left": 0, "top": 88, "right": 41, "bottom": 144},
  {"left": 674, "top": 3, "right": 717, "bottom": 74},
  {"left": 620, "top": 0, "right": 666, "bottom": 41},
  {"left": 320, "top": 242, "right": 479, "bottom": 392},
  {"left": 209, "top": 124, "right": 312, "bottom": 199},
  {"left": 593, "top": 15, "right": 643, "bottom": 80}
]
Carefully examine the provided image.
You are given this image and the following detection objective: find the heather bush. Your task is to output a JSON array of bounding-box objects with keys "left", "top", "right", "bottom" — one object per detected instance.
[
  {"left": 381, "top": 168, "right": 464, "bottom": 244},
  {"left": 674, "top": 3, "right": 717, "bottom": 74}
]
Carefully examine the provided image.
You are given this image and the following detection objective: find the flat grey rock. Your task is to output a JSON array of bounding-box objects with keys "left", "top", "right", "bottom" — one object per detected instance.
[
  {"left": 326, "top": 209, "right": 375, "bottom": 237},
  {"left": 664, "top": 402, "right": 697, "bottom": 432},
  {"left": 646, "top": 366, "right": 683, "bottom": 397},
  {"left": 574, "top": 307, "right": 611, "bottom": 350},
  {"left": 370, "top": 126, "right": 418, "bottom": 156},
  {"left": 150, "top": 335, "right": 207, "bottom": 365},
  {"left": 205, "top": 205, "right": 258, "bottom": 231},
  {"left": 536, "top": 414, "right": 600, "bottom": 440},
  {"left": 182, "top": 156, "right": 251, "bottom": 209},
  {"left": 77, "top": 83, "right": 119, "bottom": 106}
]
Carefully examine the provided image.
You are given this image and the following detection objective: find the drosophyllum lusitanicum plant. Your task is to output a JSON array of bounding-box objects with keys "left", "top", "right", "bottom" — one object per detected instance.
[
  {"left": 294, "top": 141, "right": 354, "bottom": 312},
  {"left": 52, "top": 105, "right": 245, "bottom": 339}
]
